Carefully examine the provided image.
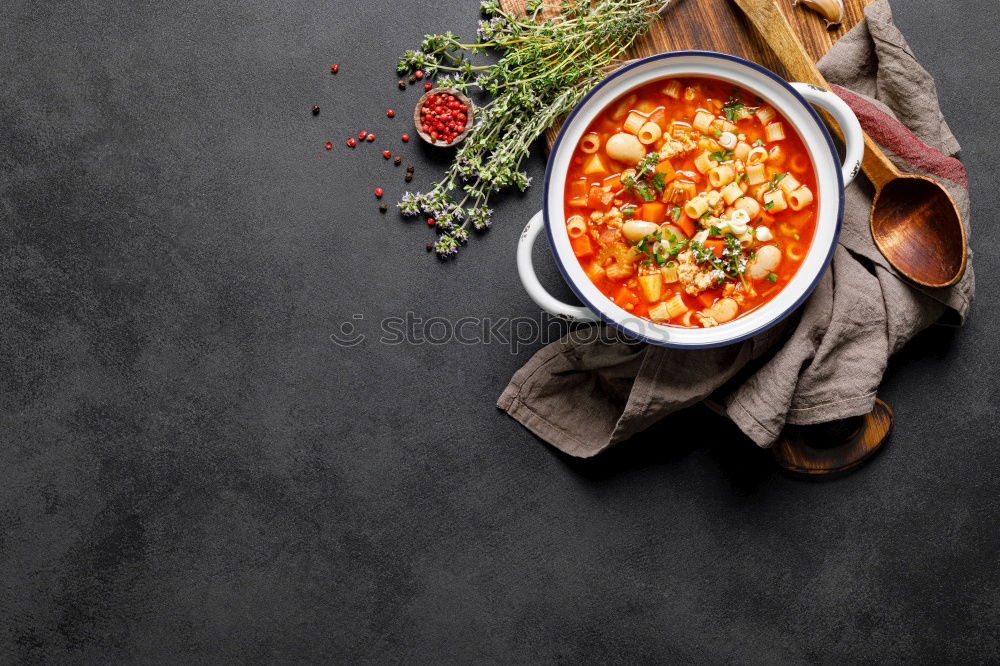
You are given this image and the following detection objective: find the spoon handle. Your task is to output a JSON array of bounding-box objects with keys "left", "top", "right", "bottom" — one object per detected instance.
[{"left": 732, "top": 0, "right": 902, "bottom": 188}]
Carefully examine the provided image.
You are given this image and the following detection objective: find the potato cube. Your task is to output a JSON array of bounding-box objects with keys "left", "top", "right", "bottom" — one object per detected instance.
[
  {"left": 583, "top": 153, "right": 610, "bottom": 177},
  {"left": 638, "top": 273, "right": 663, "bottom": 303}
]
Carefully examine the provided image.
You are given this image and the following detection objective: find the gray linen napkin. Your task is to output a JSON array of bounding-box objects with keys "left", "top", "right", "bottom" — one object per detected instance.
[{"left": 497, "top": 0, "right": 974, "bottom": 456}]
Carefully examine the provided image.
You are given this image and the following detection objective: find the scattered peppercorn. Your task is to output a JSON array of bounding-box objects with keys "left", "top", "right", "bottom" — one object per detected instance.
[
  {"left": 406, "top": 165, "right": 415, "bottom": 173},
  {"left": 374, "top": 187, "right": 383, "bottom": 198},
  {"left": 408, "top": 74, "right": 417, "bottom": 84},
  {"left": 401, "top": 133, "right": 409, "bottom": 142},
  {"left": 383, "top": 150, "right": 391, "bottom": 159},
  {"left": 415, "top": 70, "right": 424, "bottom": 80},
  {"left": 330, "top": 64, "right": 339, "bottom": 74},
  {"left": 386, "top": 109, "right": 396, "bottom": 118},
  {"left": 379, "top": 203, "right": 388, "bottom": 213},
  {"left": 425, "top": 242, "right": 434, "bottom": 252},
  {"left": 398, "top": 80, "right": 406, "bottom": 90},
  {"left": 347, "top": 138, "right": 356, "bottom": 147},
  {"left": 366, "top": 133, "right": 375, "bottom": 142},
  {"left": 424, "top": 82, "right": 433, "bottom": 91},
  {"left": 325, "top": 141, "right": 333, "bottom": 150},
  {"left": 311, "top": 105, "right": 320, "bottom": 115},
  {"left": 405, "top": 173, "right": 413, "bottom": 182},
  {"left": 393, "top": 156, "right": 402, "bottom": 166}
]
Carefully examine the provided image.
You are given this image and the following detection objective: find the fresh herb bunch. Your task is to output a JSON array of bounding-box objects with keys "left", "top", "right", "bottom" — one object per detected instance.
[{"left": 397, "top": 0, "right": 674, "bottom": 258}]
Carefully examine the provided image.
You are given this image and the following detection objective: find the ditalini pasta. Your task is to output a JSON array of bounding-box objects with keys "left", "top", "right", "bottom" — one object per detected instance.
[{"left": 563, "top": 77, "right": 819, "bottom": 329}]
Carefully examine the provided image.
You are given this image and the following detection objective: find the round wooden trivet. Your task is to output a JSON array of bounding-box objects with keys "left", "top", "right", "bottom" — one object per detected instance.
[{"left": 771, "top": 398, "right": 894, "bottom": 476}]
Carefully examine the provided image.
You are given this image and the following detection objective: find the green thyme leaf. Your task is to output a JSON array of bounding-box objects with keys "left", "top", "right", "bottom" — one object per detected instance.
[{"left": 651, "top": 172, "right": 667, "bottom": 193}]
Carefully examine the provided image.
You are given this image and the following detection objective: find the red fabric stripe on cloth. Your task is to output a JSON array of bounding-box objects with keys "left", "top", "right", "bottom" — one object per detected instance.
[{"left": 830, "top": 84, "right": 968, "bottom": 189}]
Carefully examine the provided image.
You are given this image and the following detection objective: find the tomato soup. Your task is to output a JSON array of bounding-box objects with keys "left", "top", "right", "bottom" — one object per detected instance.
[{"left": 563, "top": 77, "right": 818, "bottom": 328}]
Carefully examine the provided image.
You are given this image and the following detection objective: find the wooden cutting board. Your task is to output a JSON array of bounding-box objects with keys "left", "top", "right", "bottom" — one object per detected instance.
[{"left": 499, "top": 0, "right": 874, "bottom": 147}]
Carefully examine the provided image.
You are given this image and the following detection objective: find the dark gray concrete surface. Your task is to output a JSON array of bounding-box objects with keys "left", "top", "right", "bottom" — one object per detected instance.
[{"left": 2, "top": 0, "right": 998, "bottom": 663}]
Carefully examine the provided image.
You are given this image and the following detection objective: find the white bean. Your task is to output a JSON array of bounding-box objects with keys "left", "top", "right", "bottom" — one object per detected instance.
[
  {"left": 708, "top": 298, "right": 739, "bottom": 323},
  {"left": 748, "top": 244, "right": 781, "bottom": 279},
  {"left": 622, "top": 219, "right": 659, "bottom": 243},
  {"left": 605, "top": 133, "right": 646, "bottom": 164}
]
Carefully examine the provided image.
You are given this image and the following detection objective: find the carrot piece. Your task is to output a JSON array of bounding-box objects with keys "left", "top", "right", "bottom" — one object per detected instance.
[
  {"left": 654, "top": 159, "right": 675, "bottom": 178},
  {"left": 697, "top": 290, "right": 720, "bottom": 309},
  {"left": 613, "top": 285, "right": 639, "bottom": 309},
  {"left": 587, "top": 186, "right": 614, "bottom": 211},
  {"left": 568, "top": 178, "right": 589, "bottom": 199},
  {"left": 570, "top": 235, "right": 593, "bottom": 258},
  {"left": 674, "top": 212, "right": 696, "bottom": 237},
  {"left": 604, "top": 174, "right": 624, "bottom": 192},
  {"left": 704, "top": 239, "right": 725, "bottom": 258},
  {"left": 640, "top": 202, "right": 666, "bottom": 224}
]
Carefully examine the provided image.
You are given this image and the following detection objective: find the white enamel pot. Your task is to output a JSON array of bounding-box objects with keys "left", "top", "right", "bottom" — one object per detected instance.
[{"left": 517, "top": 51, "right": 863, "bottom": 348}]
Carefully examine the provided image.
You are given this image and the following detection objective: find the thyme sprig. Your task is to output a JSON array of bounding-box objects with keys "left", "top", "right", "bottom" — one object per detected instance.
[{"left": 397, "top": 0, "right": 676, "bottom": 258}]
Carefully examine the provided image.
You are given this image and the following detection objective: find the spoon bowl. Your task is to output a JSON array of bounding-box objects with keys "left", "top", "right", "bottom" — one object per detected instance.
[{"left": 871, "top": 175, "right": 966, "bottom": 288}]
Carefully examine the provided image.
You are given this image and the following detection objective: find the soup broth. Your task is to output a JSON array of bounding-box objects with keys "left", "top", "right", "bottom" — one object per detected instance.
[{"left": 563, "top": 77, "right": 818, "bottom": 328}]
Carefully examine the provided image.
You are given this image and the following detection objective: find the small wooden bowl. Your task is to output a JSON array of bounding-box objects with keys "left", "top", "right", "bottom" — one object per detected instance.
[{"left": 413, "top": 88, "right": 475, "bottom": 147}]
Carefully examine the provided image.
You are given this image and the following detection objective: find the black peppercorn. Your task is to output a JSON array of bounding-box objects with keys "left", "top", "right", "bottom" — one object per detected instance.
[
  {"left": 379, "top": 203, "right": 388, "bottom": 213},
  {"left": 394, "top": 156, "right": 402, "bottom": 166},
  {"left": 404, "top": 173, "right": 413, "bottom": 182},
  {"left": 426, "top": 242, "right": 434, "bottom": 252},
  {"left": 406, "top": 165, "right": 415, "bottom": 173},
  {"left": 408, "top": 74, "right": 417, "bottom": 84},
  {"left": 398, "top": 80, "right": 406, "bottom": 90},
  {"left": 311, "top": 105, "right": 320, "bottom": 115}
]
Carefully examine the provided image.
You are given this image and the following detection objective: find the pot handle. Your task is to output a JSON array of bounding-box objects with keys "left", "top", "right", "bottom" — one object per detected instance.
[
  {"left": 517, "top": 210, "right": 601, "bottom": 322},
  {"left": 789, "top": 83, "right": 864, "bottom": 187}
]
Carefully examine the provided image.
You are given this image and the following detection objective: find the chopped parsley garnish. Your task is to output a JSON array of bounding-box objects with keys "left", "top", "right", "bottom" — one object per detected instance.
[
  {"left": 722, "top": 98, "right": 746, "bottom": 122},
  {"left": 713, "top": 129, "right": 722, "bottom": 137},
  {"left": 709, "top": 150, "right": 734, "bottom": 162},
  {"left": 763, "top": 200, "right": 775, "bottom": 210},
  {"left": 651, "top": 172, "right": 667, "bottom": 193},
  {"left": 672, "top": 205, "right": 681, "bottom": 221},
  {"left": 708, "top": 225, "right": 722, "bottom": 236},
  {"left": 753, "top": 139, "right": 764, "bottom": 147},
  {"left": 634, "top": 152, "right": 660, "bottom": 180},
  {"left": 688, "top": 233, "right": 749, "bottom": 285},
  {"left": 766, "top": 273, "right": 778, "bottom": 283},
  {"left": 623, "top": 153, "right": 664, "bottom": 203},
  {"left": 794, "top": 233, "right": 800, "bottom": 240},
  {"left": 768, "top": 172, "right": 787, "bottom": 191},
  {"left": 740, "top": 173, "right": 749, "bottom": 182},
  {"left": 622, "top": 206, "right": 636, "bottom": 217}
]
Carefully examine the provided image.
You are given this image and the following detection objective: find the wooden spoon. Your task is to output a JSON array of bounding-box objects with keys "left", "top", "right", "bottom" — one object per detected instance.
[{"left": 733, "top": 0, "right": 967, "bottom": 288}]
